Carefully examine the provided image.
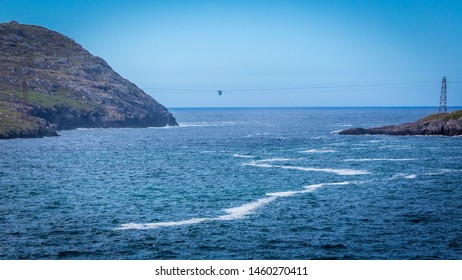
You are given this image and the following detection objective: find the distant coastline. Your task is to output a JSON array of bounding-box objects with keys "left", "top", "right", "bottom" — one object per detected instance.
[
  {"left": 169, "top": 106, "right": 462, "bottom": 110},
  {"left": 340, "top": 110, "right": 462, "bottom": 136}
]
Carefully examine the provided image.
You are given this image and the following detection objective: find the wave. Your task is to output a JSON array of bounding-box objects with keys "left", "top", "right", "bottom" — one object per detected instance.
[
  {"left": 147, "top": 125, "right": 177, "bottom": 129},
  {"left": 378, "top": 145, "right": 412, "bottom": 150},
  {"left": 243, "top": 133, "right": 270, "bottom": 138},
  {"left": 267, "top": 182, "right": 351, "bottom": 197},
  {"left": 200, "top": 150, "right": 217, "bottom": 154},
  {"left": 267, "top": 190, "right": 301, "bottom": 197},
  {"left": 115, "top": 181, "right": 351, "bottom": 231},
  {"left": 244, "top": 159, "right": 369, "bottom": 176},
  {"left": 216, "top": 197, "right": 278, "bottom": 220},
  {"left": 179, "top": 121, "right": 239, "bottom": 127},
  {"left": 425, "top": 169, "right": 462, "bottom": 176},
  {"left": 278, "top": 166, "right": 369, "bottom": 175},
  {"left": 76, "top": 128, "right": 97, "bottom": 131},
  {"left": 303, "top": 181, "right": 351, "bottom": 192},
  {"left": 117, "top": 218, "right": 211, "bottom": 230},
  {"left": 300, "top": 149, "right": 337, "bottom": 153},
  {"left": 345, "top": 158, "right": 415, "bottom": 162},
  {"left": 232, "top": 154, "right": 254, "bottom": 158},
  {"left": 178, "top": 123, "right": 210, "bottom": 127},
  {"left": 253, "top": 158, "right": 293, "bottom": 163},
  {"left": 391, "top": 173, "right": 417, "bottom": 179}
]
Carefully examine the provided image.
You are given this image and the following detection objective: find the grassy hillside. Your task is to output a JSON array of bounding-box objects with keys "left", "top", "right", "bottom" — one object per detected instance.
[
  {"left": 0, "top": 89, "right": 95, "bottom": 111},
  {"left": 0, "top": 100, "right": 35, "bottom": 134},
  {"left": 421, "top": 110, "right": 462, "bottom": 122}
]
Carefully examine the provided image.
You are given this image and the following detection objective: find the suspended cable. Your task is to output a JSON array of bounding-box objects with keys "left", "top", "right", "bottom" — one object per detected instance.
[{"left": 142, "top": 81, "right": 441, "bottom": 94}]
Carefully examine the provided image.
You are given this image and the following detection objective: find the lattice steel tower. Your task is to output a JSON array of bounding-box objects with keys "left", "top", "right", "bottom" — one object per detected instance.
[{"left": 439, "top": 76, "right": 447, "bottom": 114}]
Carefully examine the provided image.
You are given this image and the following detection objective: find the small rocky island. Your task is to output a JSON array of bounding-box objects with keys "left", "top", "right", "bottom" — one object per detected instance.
[
  {"left": 0, "top": 21, "right": 177, "bottom": 139},
  {"left": 340, "top": 110, "right": 462, "bottom": 136}
]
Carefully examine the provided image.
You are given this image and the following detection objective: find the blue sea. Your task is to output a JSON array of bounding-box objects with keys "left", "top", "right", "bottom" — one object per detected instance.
[{"left": 1, "top": 107, "right": 462, "bottom": 259}]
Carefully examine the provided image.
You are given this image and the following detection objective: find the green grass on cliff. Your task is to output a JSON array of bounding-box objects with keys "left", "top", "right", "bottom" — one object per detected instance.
[
  {"left": 0, "top": 101, "right": 35, "bottom": 134},
  {"left": 422, "top": 110, "right": 462, "bottom": 122},
  {"left": 0, "top": 89, "right": 94, "bottom": 111}
]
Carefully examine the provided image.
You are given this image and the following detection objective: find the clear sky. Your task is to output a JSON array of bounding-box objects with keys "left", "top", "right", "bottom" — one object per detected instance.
[{"left": 1, "top": 0, "right": 462, "bottom": 107}]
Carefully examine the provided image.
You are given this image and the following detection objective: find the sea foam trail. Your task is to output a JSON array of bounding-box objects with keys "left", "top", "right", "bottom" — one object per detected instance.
[
  {"left": 425, "top": 169, "right": 462, "bottom": 176},
  {"left": 216, "top": 197, "right": 278, "bottom": 220},
  {"left": 243, "top": 159, "right": 369, "bottom": 176},
  {"left": 117, "top": 218, "right": 211, "bottom": 230},
  {"left": 115, "top": 181, "right": 351, "bottom": 230},
  {"left": 232, "top": 154, "right": 255, "bottom": 158},
  {"left": 344, "top": 158, "right": 416, "bottom": 162},
  {"left": 390, "top": 173, "right": 417, "bottom": 180},
  {"left": 300, "top": 149, "right": 337, "bottom": 153},
  {"left": 180, "top": 121, "right": 238, "bottom": 127}
]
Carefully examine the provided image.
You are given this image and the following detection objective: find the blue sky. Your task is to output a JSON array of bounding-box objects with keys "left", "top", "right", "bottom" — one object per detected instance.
[{"left": 1, "top": 0, "right": 462, "bottom": 107}]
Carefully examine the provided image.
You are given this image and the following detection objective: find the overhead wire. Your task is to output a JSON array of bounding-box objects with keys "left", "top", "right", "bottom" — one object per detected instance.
[{"left": 141, "top": 77, "right": 462, "bottom": 94}]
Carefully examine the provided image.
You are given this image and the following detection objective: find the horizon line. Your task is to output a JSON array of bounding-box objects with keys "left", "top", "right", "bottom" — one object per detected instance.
[{"left": 169, "top": 106, "right": 462, "bottom": 109}]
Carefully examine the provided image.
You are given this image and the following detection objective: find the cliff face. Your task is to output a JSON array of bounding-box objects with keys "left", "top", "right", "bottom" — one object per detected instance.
[
  {"left": 339, "top": 110, "right": 462, "bottom": 136},
  {"left": 0, "top": 21, "right": 177, "bottom": 139}
]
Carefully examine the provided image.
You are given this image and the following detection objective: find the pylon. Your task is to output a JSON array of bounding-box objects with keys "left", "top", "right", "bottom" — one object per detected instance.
[{"left": 439, "top": 77, "right": 447, "bottom": 114}]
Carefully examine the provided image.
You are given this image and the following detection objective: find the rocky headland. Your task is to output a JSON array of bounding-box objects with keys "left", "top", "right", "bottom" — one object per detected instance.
[
  {"left": 0, "top": 21, "right": 177, "bottom": 139},
  {"left": 339, "top": 110, "right": 462, "bottom": 136}
]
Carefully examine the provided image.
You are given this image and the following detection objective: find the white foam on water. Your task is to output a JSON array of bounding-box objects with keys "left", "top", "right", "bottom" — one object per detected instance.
[
  {"left": 148, "top": 125, "right": 177, "bottom": 129},
  {"left": 378, "top": 145, "right": 412, "bottom": 150},
  {"left": 303, "top": 181, "right": 351, "bottom": 192},
  {"left": 443, "top": 169, "right": 462, "bottom": 173},
  {"left": 216, "top": 197, "right": 278, "bottom": 220},
  {"left": 179, "top": 121, "right": 238, "bottom": 127},
  {"left": 232, "top": 154, "right": 254, "bottom": 158},
  {"left": 116, "top": 181, "right": 352, "bottom": 230},
  {"left": 76, "top": 128, "right": 97, "bottom": 131},
  {"left": 278, "top": 165, "right": 369, "bottom": 176},
  {"left": 243, "top": 162, "right": 274, "bottom": 168},
  {"left": 330, "top": 130, "right": 343, "bottom": 134},
  {"left": 267, "top": 190, "right": 302, "bottom": 197},
  {"left": 300, "top": 149, "right": 337, "bottom": 153},
  {"left": 243, "top": 132, "right": 270, "bottom": 138},
  {"left": 344, "top": 158, "right": 415, "bottom": 162},
  {"left": 116, "top": 218, "right": 211, "bottom": 230},
  {"left": 425, "top": 171, "right": 444, "bottom": 176},
  {"left": 243, "top": 159, "right": 369, "bottom": 176},
  {"left": 391, "top": 173, "right": 417, "bottom": 179},
  {"left": 425, "top": 169, "right": 462, "bottom": 176},
  {"left": 178, "top": 122, "right": 210, "bottom": 127},
  {"left": 252, "top": 158, "right": 293, "bottom": 163},
  {"left": 368, "top": 140, "right": 384, "bottom": 143}
]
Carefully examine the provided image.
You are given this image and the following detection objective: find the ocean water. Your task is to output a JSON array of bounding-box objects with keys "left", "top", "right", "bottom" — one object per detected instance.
[{"left": 1, "top": 107, "right": 462, "bottom": 260}]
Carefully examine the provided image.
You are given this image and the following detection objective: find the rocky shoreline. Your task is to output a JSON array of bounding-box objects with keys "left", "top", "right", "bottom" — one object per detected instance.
[
  {"left": 0, "top": 21, "right": 177, "bottom": 139},
  {"left": 339, "top": 110, "right": 462, "bottom": 136}
]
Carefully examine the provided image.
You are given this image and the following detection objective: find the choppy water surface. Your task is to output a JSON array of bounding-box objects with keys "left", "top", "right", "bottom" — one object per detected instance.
[{"left": 1, "top": 107, "right": 462, "bottom": 259}]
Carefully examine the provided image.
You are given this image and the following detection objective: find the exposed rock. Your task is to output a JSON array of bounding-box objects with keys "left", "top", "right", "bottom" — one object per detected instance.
[
  {"left": 339, "top": 110, "right": 462, "bottom": 136},
  {"left": 0, "top": 21, "right": 177, "bottom": 139}
]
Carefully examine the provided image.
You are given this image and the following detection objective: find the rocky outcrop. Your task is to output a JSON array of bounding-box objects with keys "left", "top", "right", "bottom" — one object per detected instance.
[
  {"left": 0, "top": 116, "right": 58, "bottom": 139},
  {"left": 339, "top": 110, "right": 462, "bottom": 136},
  {"left": 0, "top": 21, "right": 177, "bottom": 139}
]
